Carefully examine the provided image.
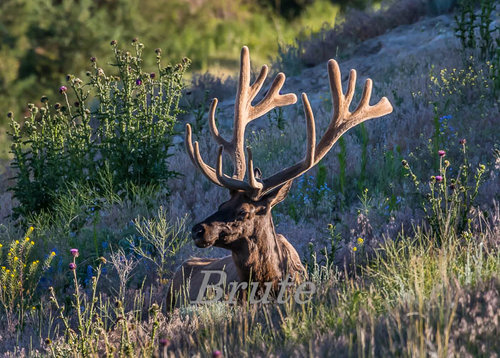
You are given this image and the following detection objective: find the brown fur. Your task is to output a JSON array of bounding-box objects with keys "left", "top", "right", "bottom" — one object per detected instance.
[{"left": 166, "top": 185, "right": 307, "bottom": 310}]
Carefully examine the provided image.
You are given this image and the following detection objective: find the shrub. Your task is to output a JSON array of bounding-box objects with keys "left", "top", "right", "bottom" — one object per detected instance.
[
  {"left": 128, "top": 207, "right": 190, "bottom": 284},
  {"left": 454, "top": 0, "right": 500, "bottom": 91},
  {"left": 0, "top": 226, "right": 54, "bottom": 330},
  {"left": 8, "top": 41, "right": 190, "bottom": 218},
  {"left": 403, "top": 141, "right": 486, "bottom": 246}
]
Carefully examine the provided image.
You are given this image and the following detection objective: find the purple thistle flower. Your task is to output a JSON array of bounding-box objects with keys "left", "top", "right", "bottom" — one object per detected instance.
[
  {"left": 438, "top": 150, "right": 446, "bottom": 157},
  {"left": 212, "top": 351, "right": 222, "bottom": 358},
  {"left": 459, "top": 138, "right": 466, "bottom": 145},
  {"left": 150, "top": 72, "right": 156, "bottom": 79},
  {"left": 69, "top": 263, "right": 77, "bottom": 270},
  {"left": 435, "top": 175, "right": 443, "bottom": 183},
  {"left": 70, "top": 248, "right": 79, "bottom": 257},
  {"left": 59, "top": 86, "right": 67, "bottom": 94},
  {"left": 90, "top": 56, "right": 96, "bottom": 63},
  {"left": 159, "top": 338, "right": 169, "bottom": 347},
  {"left": 136, "top": 79, "right": 142, "bottom": 86}
]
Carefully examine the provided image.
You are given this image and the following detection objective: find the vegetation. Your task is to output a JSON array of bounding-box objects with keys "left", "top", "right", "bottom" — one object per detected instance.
[
  {"left": 0, "top": 0, "right": 498, "bottom": 356},
  {"left": 8, "top": 42, "right": 188, "bottom": 218}
]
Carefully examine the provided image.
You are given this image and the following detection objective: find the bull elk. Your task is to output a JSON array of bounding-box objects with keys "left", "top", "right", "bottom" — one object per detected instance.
[{"left": 166, "top": 46, "right": 392, "bottom": 309}]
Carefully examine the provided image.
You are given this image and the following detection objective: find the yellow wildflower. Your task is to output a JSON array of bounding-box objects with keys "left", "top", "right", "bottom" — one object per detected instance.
[
  {"left": 14, "top": 257, "right": 18, "bottom": 261},
  {"left": 0, "top": 244, "right": 3, "bottom": 248},
  {"left": 50, "top": 252, "right": 56, "bottom": 257},
  {"left": 31, "top": 241, "right": 34, "bottom": 245},
  {"left": 32, "top": 306, "right": 36, "bottom": 311},
  {"left": 357, "top": 237, "right": 364, "bottom": 245},
  {"left": 353, "top": 247, "right": 357, "bottom": 252},
  {"left": 25, "top": 237, "right": 30, "bottom": 242},
  {"left": 15, "top": 240, "right": 19, "bottom": 244}
]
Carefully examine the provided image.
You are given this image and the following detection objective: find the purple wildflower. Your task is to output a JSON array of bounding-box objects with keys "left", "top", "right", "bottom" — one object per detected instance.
[
  {"left": 59, "top": 86, "right": 67, "bottom": 94},
  {"left": 212, "top": 350, "right": 222, "bottom": 358},
  {"left": 438, "top": 150, "right": 446, "bottom": 157},
  {"left": 69, "top": 263, "right": 76, "bottom": 270},
  {"left": 70, "top": 248, "right": 79, "bottom": 257},
  {"left": 136, "top": 79, "right": 142, "bottom": 86},
  {"left": 435, "top": 175, "right": 443, "bottom": 183}
]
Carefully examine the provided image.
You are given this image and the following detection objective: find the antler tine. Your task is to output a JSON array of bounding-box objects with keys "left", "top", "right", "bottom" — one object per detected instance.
[
  {"left": 261, "top": 93, "right": 316, "bottom": 192},
  {"left": 227, "top": 46, "right": 297, "bottom": 180},
  {"left": 260, "top": 59, "right": 392, "bottom": 195},
  {"left": 216, "top": 146, "right": 259, "bottom": 192},
  {"left": 246, "top": 147, "right": 263, "bottom": 190},
  {"left": 249, "top": 65, "right": 269, "bottom": 100},
  {"left": 249, "top": 73, "right": 298, "bottom": 121},
  {"left": 208, "top": 98, "right": 230, "bottom": 147},
  {"left": 350, "top": 78, "right": 392, "bottom": 124},
  {"left": 185, "top": 123, "right": 225, "bottom": 187}
]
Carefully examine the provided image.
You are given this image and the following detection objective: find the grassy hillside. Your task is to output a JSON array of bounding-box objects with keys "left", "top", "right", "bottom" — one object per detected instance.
[{"left": 0, "top": 0, "right": 498, "bottom": 356}]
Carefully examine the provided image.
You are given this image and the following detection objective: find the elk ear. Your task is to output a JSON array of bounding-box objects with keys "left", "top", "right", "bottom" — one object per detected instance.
[
  {"left": 262, "top": 180, "right": 293, "bottom": 209},
  {"left": 254, "top": 167, "right": 262, "bottom": 180}
]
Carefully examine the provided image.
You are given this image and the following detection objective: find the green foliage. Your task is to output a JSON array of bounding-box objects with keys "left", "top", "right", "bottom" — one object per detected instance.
[
  {"left": 0, "top": 0, "right": 342, "bottom": 130},
  {"left": 0, "top": 226, "right": 54, "bottom": 330},
  {"left": 403, "top": 142, "right": 486, "bottom": 246},
  {"left": 8, "top": 42, "right": 189, "bottom": 218},
  {"left": 454, "top": 0, "right": 500, "bottom": 91},
  {"left": 47, "top": 253, "right": 162, "bottom": 357},
  {"left": 128, "top": 207, "right": 190, "bottom": 284}
]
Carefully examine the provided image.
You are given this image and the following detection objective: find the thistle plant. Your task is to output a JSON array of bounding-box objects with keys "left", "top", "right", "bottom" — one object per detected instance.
[
  {"left": 0, "top": 226, "right": 54, "bottom": 329},
  {"left": 403, "top": 140, "right": 486, "bottom": 246},
  {"left": 8, "top": 40, "right": 190, "bottom": 218}
]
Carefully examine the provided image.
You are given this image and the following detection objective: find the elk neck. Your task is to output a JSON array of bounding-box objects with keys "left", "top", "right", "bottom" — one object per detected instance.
[{"left": 229, "top": 213, "right": 285, "bottom": 288}]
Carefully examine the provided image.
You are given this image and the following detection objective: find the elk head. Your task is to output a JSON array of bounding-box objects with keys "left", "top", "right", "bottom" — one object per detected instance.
[{"left": 185, "top": 46, "right": 393, "bottom": 283}]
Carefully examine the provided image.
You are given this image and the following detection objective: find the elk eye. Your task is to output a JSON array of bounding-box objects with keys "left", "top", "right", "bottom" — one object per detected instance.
[{"left": 237, "top": 210, "right": 247, "bottom": 218}]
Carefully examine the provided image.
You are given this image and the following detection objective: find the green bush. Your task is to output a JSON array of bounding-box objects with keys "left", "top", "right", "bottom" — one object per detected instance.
[
  {"left": 403, "top": 141, "right": 486, "bottom": 246},
  {"left": 454, "top": 0, "right": 499, "bottom": 91},
  {"left": 8, "top": 41, "right": 189, "bottom": 218},
  {"left": 0, "top": 226, "right": 55, "bottom": 330}
]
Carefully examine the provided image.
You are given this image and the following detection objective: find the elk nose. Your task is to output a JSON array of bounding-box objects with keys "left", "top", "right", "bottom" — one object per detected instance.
[{"left": 192, "top": 224, "right": 205, "bottom": 240}]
